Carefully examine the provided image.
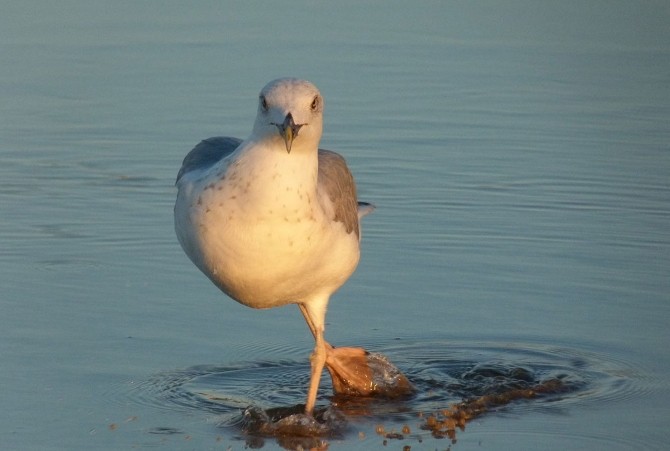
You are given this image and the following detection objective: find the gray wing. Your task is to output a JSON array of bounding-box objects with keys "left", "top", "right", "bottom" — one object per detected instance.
[
  {"left": 317, "top": 149, "right": 374, "bottom": 238},
  {"left": 176, "top": 137, "right": 243, "bottom": 183}
]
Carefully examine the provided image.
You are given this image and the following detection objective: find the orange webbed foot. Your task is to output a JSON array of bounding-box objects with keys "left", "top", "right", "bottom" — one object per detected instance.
[{"left": 324, "top": 344, "right": 414, "bottom": 398}]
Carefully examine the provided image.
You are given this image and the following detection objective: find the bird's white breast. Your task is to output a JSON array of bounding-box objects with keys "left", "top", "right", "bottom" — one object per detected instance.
[{"left": 175, "top": 142, "right": 360, "bottom": 309}]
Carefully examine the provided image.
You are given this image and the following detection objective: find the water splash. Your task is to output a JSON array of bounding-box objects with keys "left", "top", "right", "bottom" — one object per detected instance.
[{"left": 123, "top": 339, "right": 644, "bottom": 449}]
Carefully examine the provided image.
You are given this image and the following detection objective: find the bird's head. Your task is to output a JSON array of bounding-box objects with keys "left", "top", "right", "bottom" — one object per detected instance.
[{"left": 252, "top": 78, "right": 324, "bottom": 153}]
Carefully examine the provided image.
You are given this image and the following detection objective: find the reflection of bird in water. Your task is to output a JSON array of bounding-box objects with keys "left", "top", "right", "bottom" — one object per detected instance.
[{"left": 174, "top": 78, "right": 410, "bottom": 415}]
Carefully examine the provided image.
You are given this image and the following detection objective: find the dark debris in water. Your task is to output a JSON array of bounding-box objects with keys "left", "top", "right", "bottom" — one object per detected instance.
[
  {"left": 241, "top": 404, "right": 346, "bottom": 450},
  {"left": 146, "top": 426, "right": 184, "bottom": 435},
  {"left": 419, "top": 377, "right": 568, "bottom": 441},
  {"left": 189, "top": 346, "right": 591, "bottom": 449},
  {"left": 242, "top": 404, "right": 347, "bottom": 437},
  {"left": 132, "top": 339, "right": 624, "bottom": 449},
  {"left": 236, "top": 374, "right": 572, "bottom": 448}
]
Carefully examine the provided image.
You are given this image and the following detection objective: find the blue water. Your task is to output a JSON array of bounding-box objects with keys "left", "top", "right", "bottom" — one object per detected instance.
[{"left": 2, "top": 1, "right": 669, "bottom": 449}]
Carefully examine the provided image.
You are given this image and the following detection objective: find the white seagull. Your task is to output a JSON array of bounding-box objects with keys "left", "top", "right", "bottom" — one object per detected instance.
[{"left": 174, "top": 78, "right": 382, "bottom": 415}]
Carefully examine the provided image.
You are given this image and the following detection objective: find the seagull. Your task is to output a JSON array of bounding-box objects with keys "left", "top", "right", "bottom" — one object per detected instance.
[{"left": 174, "top": 78, "right": 379, "bottom": 415}]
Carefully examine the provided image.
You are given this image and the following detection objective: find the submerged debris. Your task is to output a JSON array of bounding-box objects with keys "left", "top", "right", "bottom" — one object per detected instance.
[
  {"left": 241, "top": 404, "right": 347, "bottom": 438},
  {"left": 240, "top": 405, "right": 346, "bottom": 450},
  {"left": 420, "top": 378, "right": 567, "bottom": 440}
]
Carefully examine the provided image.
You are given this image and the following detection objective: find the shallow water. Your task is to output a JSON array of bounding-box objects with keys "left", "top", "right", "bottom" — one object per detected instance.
[
  {"left": 121, "top": 337, "right": 644, "bottom": 449},
  {"left": 2, "top": 1, "right": 670, "bottom": 450}
]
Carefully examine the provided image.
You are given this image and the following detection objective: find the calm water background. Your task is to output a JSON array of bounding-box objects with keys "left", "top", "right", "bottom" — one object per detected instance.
[{"left": 2, "top": 1, "right": 669, "bottom": 449}]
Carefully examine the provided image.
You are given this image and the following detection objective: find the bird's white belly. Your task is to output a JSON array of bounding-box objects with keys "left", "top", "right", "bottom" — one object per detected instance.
[{"left": 176, "top": 174, "right": 360, "bottom": 309}]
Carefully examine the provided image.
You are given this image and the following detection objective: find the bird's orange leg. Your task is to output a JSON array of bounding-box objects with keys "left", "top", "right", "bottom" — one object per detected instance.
[
  {"left": 299, "top": 302, "right": 327, "bottom": 416},
  {"left": 299, "top": 304, "right": 374, "bottom": 399},
  {"left": 305, "top": 329, "right": 326, "bottom": 415},
  {"left": 298, "top": 304, "right": 413, "bottom": 413}
]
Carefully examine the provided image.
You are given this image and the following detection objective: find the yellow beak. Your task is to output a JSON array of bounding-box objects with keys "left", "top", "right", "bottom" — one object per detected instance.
[{"left": 275, "top": 113, "right": 303, "bottom": 153}]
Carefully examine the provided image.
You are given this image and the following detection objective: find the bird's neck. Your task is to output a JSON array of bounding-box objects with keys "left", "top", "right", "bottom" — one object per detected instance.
[{"left": 233, "top": 140, "right": 319, "bottom": 212}]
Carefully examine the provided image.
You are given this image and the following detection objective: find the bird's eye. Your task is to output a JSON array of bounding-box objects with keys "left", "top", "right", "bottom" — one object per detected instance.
[
  {"left": 310, "top": 95, "right": 320, "bottom": 112},
  {"left": 260, "top": 95, "right": 268, "bottom": 111}
]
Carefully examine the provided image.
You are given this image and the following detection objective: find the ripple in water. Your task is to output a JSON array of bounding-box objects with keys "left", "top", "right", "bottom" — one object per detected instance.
[{"left": 126, "top": 339, "right": 645, "bottom": 449}]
